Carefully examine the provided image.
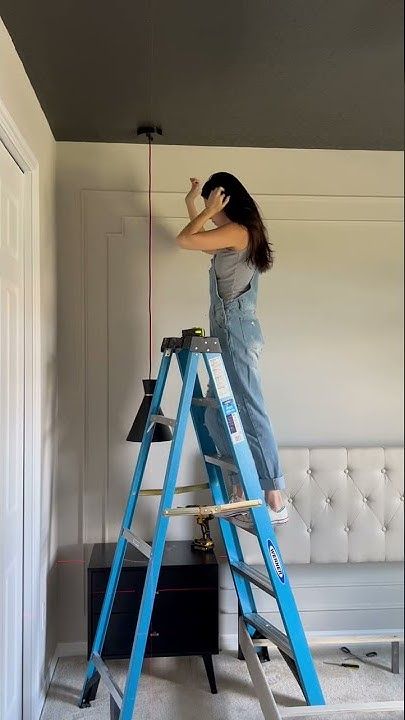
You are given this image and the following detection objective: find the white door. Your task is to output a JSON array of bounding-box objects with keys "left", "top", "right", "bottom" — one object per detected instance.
[{"left": 0, "top": 140, "right": 25, "bottom": 720}]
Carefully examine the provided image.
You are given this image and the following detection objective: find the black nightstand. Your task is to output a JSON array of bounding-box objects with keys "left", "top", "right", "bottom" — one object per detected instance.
[{"left": 87, "top": 541, "right": 219, "bottom": 693}]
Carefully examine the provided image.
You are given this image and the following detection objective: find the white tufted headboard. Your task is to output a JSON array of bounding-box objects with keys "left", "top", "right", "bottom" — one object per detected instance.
[{"left": 239, "top": 447, "right": 404, "bottom": 565}]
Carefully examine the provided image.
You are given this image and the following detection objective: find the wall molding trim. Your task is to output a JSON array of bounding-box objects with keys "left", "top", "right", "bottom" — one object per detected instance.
[
  {"left": 81, "top": 188, "right": 404, "bottom": 223},
  {"left": 56, "top": 146, "right": 403, "bottom": 648}
]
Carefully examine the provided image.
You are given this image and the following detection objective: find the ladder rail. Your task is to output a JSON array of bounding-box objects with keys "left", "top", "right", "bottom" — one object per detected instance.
[
  {"left": 245, "top": 502, "right": 325, "bottom": 704},
  {"left": 119, "top": 350, "right": 200, "bottom": 720},
  {"left": 176, "top": 351, "right": 259, "bottom": 622},
  {"left": 203, "top": 352, "right": 325, "bottom": 707},
  {"left": 92, "top": 653, "right": 123, "bottom": 710},
  {"left": 239, "top": 618, "right": 282, "bottom": 720},
  {"left": 79, "top": 351, "right": 172, "bottom": 707}
]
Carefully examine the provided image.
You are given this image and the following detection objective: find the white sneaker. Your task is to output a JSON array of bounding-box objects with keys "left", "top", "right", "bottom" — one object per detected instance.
[
  {"left": 231, "top": 504, "right": 289, "bottom": 530},
  {"left": 267, "top": 505, "right": 289, "bottom": 525}
]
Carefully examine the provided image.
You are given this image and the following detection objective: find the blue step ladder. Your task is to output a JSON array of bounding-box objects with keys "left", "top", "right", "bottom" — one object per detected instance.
[{"left": 79, "top": 329, "right": 325, "bottom": 720}]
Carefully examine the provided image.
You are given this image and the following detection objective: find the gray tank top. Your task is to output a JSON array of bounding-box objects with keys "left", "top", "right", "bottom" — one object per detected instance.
[{"left": 213, "top": 247, "right": 254, "bottom": 303}]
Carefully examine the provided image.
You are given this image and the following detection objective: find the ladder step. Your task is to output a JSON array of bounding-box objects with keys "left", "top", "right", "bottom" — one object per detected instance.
[
  {"left": 230, "top": 561, "right": 275, "bottom": 598},
  {"left": 192, "top": 397, "right": 218, "bottom": 408},
  {"left": 122, "top": 529, "right": 151, "bottom": 559},
  {"left": 150, "top": 414, "right": 176, "bottom": 428},
  {"left": 92, "top": 653, "right": 123, "bottom": 709},
  {"left": 164, "top": 499, "right": 261, "bottom": 517},
  {"left": 141, "top": 481, "right": 210, "bottom": 497},
  {"left": 204, "top": 454, "right": 237, "bottom": 473},
  {"left": 244, "top": 613, "right": 293, "bottom": 659}
]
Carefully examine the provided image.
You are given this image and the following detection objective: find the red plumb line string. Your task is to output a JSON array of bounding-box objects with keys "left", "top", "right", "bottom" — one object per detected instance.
[{"left": 148, "top": 136, "right": 153, "bottom": 380}]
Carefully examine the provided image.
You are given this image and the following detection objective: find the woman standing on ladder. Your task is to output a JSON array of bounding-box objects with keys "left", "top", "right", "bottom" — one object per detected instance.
[{"left": 176, "top": 172, "right": 288, "bottom": 526}]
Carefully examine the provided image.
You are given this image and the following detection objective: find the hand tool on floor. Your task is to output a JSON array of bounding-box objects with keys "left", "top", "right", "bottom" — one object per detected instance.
[
  {"left": 341, "top": 646, "right": 378, "bottom": 664},
  {"left": 324, "top": 661, "right": 360, "bottom": 669}
]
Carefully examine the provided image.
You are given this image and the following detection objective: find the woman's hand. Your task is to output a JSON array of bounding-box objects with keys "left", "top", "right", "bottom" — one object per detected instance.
[
  {"left": 185, "top": 177, "right": 201, "bottom": 204},
  {"left": 206, "top": 187, "right": 230, "bottom": 217}
]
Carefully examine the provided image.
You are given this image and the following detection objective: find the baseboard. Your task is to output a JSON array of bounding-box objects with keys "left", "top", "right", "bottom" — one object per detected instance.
[
  {"left": 34, "top": 691, "right": 47, "bottom": 720},
  {"left": 43, "top": 647, "right": 59, "bottom": 691},
  {"left": 306, "top": 628, "right": 404, "bottom": 639},
  {"left": 33, "top": 645, "right": 85, "bottom": 719},
  {"left": 220, "top": 634, "right": 239, "bottom": 651},
  {"left": 56, "top": 641, "right": 87, "bottom": 657},
  {"left": 33, "top": 646, "right": 59, "bottom": 720},
  {"left": 219, "top": 628, "right": 404, "bottom": 654}
]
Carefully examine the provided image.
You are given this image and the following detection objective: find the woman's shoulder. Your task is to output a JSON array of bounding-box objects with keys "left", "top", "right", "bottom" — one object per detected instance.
[{"left": 225, "top": 222, "right": 248, "bottom": 251}]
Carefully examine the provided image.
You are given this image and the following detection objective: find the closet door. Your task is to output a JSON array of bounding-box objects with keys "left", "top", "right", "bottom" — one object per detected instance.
[{"left": 0, "top": 140, "right": 25, "bottom": 720}]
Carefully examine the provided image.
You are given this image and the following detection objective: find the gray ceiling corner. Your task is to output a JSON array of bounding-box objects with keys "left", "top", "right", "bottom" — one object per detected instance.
[{"left": 1, "top": 0, "right": 404, "bottom": 149}]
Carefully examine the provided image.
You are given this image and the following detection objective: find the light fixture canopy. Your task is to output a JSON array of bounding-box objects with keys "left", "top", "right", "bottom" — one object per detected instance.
[{"left": 137, "top": 124, "right": 163, "bottom": 140}]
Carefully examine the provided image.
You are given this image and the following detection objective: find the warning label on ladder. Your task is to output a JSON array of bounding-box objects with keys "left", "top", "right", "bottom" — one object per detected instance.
[
  {"left": 208, "top": 356, "right": 232, "bottom": 399},
  {"left": 222, "top": 399, "right": 245, "bottom": 444},
  {"left": 208, "top": 357, "right": 245, "bottom": 444}
]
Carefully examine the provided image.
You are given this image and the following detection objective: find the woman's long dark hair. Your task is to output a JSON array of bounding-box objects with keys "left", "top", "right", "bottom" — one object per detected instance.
[{"left": 201, "top": 172, "right": 273, "bottom": 272}]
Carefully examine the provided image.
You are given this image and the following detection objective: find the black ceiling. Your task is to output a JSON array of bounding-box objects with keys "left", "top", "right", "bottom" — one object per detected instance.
[{"left": 1, "top": 0, "right": 403, "bottom": 149}]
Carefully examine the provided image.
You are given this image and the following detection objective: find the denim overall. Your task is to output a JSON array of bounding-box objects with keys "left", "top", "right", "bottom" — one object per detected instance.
[{"left": 205, "top": 259, "right": 285, "bottom": 493}]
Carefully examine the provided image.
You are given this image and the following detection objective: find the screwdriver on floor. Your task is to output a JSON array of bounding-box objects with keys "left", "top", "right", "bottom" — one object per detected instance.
[
  {"left": 323, "top": 661, "right": 360, "bottom": 668},
  {"left": 341, "top": 646, "right": 378, "bottom": 664}
]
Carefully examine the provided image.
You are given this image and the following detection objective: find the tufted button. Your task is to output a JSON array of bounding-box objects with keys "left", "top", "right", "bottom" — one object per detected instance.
[
  {"left": 344, "top": 526, "right": 350, "bottom": 533},
  {"left": 307, "top": 469, "right": 312, "bottom": 475},
  {"left": 344, "top": 468, "right": 350, "bottom": 475},
  {"left": 288, "top": 497, "right": 293, "bottom": 504},
  {"left": 400, "top": 495, "right": 404, "bottom": 502},
  {"left": 381, "top": 468, "right": 387, "bottom": 474},
  {"left": 307, "top": 527, "right": 312, "bottom": 534},
  {"left": 326, "top": 497, "right": 331, "bottom": 504},
  {"left": 382, "top": 526, "right": 387, "bottom": 533},
  {"left": 363, "top": 496, "right": 369, "bottom": 503}
]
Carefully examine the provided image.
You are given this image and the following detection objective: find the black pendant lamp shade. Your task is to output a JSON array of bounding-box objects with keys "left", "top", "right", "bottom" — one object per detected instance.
[{"left": 126, "top": 379, "right": 172, "bottom": 443}]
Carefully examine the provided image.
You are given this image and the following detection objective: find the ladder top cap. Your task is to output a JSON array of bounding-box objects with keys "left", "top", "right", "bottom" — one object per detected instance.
[{"left": 161, "top": 335, "right": 222, "bottom": 353}]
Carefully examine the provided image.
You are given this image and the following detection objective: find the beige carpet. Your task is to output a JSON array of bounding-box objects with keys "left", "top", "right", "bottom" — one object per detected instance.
[{"left": 41, "top": 644, "right": 403, "bottom": 720}]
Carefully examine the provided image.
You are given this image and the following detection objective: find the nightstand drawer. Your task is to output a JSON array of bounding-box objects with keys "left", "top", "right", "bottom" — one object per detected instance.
[
  {"left": 90, "top": 588, "right": 219, "bottom": 658},
  {"left": 91, "top": 584, "right": 144, "bottom": 614},
  {"left": 91, "top": 568, "right": 145, "bottom": 594},
  {"left": 91, "top": 565, "right": 217, "bottom": 594},
  {"left": 151, "top": 588, "right": 219, "bottom": 655},
  {"left": 90, "top": 566, "right": 218, "bottom": 614},
  {"left": 154, "top": 566, "right": 218, "bottom": 591}
]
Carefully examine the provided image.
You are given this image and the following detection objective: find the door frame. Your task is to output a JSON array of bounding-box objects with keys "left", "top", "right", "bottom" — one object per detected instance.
[{"left": 0, "top": 97, "right": 42, "bottom": 720}]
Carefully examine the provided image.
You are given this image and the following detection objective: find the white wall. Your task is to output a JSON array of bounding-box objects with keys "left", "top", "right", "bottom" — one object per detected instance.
[
  {"left": 56, "top": 141, "right": 403, "bottom": 646},
  {"left": 0, "top": 17, "right": 58, "bottom": 716}
]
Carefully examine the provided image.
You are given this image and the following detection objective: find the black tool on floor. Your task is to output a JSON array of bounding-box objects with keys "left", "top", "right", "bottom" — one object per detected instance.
[
  {"left": 341, "top": 646, "right": 378, "bottom": 664},
  {"left": 324, "top": 661, "right": 360, "bottom": 669}
]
